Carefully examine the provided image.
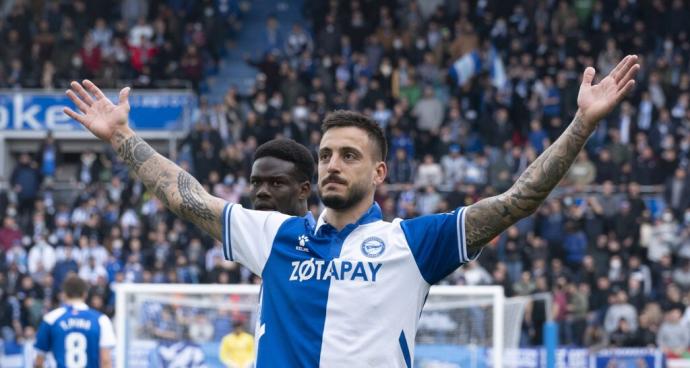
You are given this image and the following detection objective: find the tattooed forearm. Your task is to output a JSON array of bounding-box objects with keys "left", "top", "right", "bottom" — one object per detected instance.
[
  {"left": 111, "top": 131, "right": 224, "bottom": 240},
  {"left": 178, "top": 172, "right": 216, "bottom": 221},
  {"left": 465, "top": 111, "right": 595, "bottom": 251},
  {"left": 116, "top": 135, "right": 155, "bottom": 172},
  {"left": 154, "top": 171, "right": 172, "bottom": 207}
]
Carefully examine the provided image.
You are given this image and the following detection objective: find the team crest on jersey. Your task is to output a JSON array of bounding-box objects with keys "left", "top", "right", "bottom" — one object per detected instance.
[{"left": 361, "top": 237, "right": 385, "bottom": 258}]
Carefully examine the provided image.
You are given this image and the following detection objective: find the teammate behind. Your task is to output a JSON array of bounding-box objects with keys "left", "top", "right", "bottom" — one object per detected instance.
[
  {"left": 34, "top": 274, "right": 116, "bottom": 368},
  {"left": 219, "top": 138, "right": 314, "bottom": 365},
  {"left": 249, "top": 138, "right": 314, "bottom": 216}
]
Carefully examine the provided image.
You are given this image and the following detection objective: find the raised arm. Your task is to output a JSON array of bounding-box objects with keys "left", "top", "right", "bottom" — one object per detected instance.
[
  {"left": 64, "top": 80, "right": 225, "bottom": 241},
  {"left": 464, "top": 55, "right": 639, "bottom": 252}
]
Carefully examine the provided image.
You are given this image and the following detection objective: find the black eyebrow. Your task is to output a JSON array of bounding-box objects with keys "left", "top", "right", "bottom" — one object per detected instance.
[{"left": 250, "top": 174, "right": 291, "bottom": 180}]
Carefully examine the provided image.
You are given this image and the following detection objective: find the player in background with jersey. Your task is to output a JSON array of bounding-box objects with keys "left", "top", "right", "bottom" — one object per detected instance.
[
  {"left": 219, "top": 138, "right": 315, "bottom": 366},
  {"left": 34, "top": 274, "right": 116, "bottom": 368}
]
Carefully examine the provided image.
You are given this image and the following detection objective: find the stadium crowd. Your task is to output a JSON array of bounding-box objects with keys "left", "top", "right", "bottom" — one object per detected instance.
[
  {"left": 0, "top": 0, "right": 243, "bottom": 92},
  {"left": 1, "top": 0, "right": 690, "bottom": 356}
]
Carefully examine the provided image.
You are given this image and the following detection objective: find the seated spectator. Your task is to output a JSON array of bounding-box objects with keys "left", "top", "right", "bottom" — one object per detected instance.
[
  {"left": 657, "top": 308, "right": 690, "bottom": 356},
  {"left": 0, "top": 216, "right": 23, "bottom": 252},
  {"left": 609, "top": 318, "right": 637, "bottom": 347},
  {"left": 414, "top": 154, "right": 443, "bottom": 188},
  {"left": 604, "top": 290, "right": 638, "bottom": 334}
]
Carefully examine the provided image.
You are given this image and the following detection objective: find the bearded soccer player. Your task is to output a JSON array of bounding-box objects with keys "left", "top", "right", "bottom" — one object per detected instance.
[{"left": 65, "top": 55, "right": 639, "bottom": 367}]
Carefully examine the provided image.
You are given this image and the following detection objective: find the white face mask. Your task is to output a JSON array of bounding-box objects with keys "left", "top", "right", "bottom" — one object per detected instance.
[
  {"left": 393, "top": 38, "right": 403, "bottom": 49},
  {"left": 269, "top": 97, "right": 282, "bottom": 109},
  {"left": 664, "top": 39, "right": 673, "bottom": 51},
  {"left": 72, "top": 56, "right": 83, "bottom": 67},
  {"left": 380, "top": 64, "right": 392, "bottom": 76}
]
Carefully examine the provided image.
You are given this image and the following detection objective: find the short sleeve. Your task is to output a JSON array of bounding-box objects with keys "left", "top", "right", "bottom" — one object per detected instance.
[
  {"left": 34, "top": 321, "right": 51, "bottom": 353},
  {"left": 400, "top": 207, "right": 478, "bottom": 284},
  {"left": 99, "top": 314, "right": 116, "bottom": 348},
  {"left": 221, "top": 203, "right": 293, "bottom": 275}
]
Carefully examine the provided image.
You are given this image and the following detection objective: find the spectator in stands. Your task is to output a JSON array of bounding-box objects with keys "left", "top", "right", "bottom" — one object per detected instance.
[
  {"left": 0, "top": 216, "right": 23, "bottom": 252},
  {"left": 566, "top": 152, "right": 596, "bottom": 186},
  {"left": 604, "top": 290, "right": 639, "bottom": 335},
  {"left": 387, "top": 148, "right": 415, "bottom": 185},
  {"left": 673, "top": 260, "right": 690, "bottom": 291},
  {"left": 412, "top": 86, "right": 443, "bottom": 133},
  {"left": 27, "top": 235, "right": 56, "bottom": 278},
  {"left": 657, "top": 308, "right": 690, "bottom": 355},
  {"left": 11, "top": 153, "right": 41, "bottom": 224},
  {"left": 415, "top": 154, "right": 443, "bottom": 188},
  {"left": 79, "top": 256, "right": 108, "bottom": 285},
  {"left": 665, "top": 168, "right": 690, "bottom": 220}
]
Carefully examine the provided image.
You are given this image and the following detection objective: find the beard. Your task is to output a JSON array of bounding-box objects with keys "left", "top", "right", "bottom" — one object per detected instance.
[{"left": 318, "top": 181, "right": 369, "bottom": 210}]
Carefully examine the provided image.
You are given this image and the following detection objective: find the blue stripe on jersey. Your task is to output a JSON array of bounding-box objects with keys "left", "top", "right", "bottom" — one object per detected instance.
[
  {"left": 222, "top": 203, "right": 234, "bottom": 261},
  {"left": 399, "top": 330, "right": 412, "bottom": 368},
  {"left": 255, "top": 216, "right": 333, "bottom": 367},
  {"left": 401, "top": 207, "right": 466, "bottom": 284},
  {"left": 256, "top": 205, "right": 377, "bottom": 367}
]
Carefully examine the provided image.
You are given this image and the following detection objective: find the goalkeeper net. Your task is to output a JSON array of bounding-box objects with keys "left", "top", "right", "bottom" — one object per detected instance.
[{"left": 115, "top": 284, "right": 523, "bottom": 368}]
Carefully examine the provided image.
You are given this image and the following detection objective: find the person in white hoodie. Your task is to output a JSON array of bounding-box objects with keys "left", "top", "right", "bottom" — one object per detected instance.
[{"left": 27, "top": 235, "right": 56, "bottom": 275}]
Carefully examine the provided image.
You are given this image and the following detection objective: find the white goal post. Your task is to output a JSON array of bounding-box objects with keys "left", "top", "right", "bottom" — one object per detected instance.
[{"left": 114, "top": 284, "right": 509, "bottom": 368}]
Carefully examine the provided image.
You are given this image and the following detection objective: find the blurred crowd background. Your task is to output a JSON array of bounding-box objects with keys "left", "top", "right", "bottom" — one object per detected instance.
[{"left": 1, "top": 0, "right": 690, "bottom": 356}]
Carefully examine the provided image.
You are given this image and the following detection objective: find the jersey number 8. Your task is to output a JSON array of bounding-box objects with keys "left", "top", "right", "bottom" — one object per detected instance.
[{"left": 65, "top": 332, "right": 88, "bottom": 368}]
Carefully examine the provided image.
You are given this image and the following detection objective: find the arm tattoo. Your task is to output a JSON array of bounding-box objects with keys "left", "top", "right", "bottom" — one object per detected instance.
[
  {"left": 177, "top": 172, "right": 215, "bottom": 221},
  {"left": 465, "top": 112, "right": 594, "bottom": 252},
  {"left": 154, "top": 171, "right": 172, "bottom": 207},
  {"left": 117, "top": 135, "right": 155, "bottom": 172},
  {"left": 112, "top": 132, "right": 224, "bottom": 240}
]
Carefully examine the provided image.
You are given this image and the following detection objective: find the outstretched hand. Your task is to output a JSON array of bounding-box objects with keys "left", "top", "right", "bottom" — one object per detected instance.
[
  {"left": 577, "top": 55, "right": 639, "bottom": 125},
  {"left": 64, "top": 80, "right": 132, "bottom": 143}
]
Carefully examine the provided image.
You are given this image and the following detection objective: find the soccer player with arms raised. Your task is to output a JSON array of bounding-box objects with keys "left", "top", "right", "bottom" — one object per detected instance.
[{"left": 65, "top": 55, "right": 639, "bottom": 367}]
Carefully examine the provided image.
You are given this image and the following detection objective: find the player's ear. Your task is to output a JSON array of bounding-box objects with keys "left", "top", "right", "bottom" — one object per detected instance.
[
  {"left": 299, "top": 181, "right": 311, "bottom": 200},
  {"left": 373, "top": 161, "right": 387, "bottom": 186}
]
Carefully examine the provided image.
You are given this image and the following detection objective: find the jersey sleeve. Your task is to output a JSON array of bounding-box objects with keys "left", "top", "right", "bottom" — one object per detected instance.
[
  {"left": 400, "top": 207, "right": 480, "bottom": 284},
  {"left": 34, "top": 320, "right": 51, "bottom": 353},
  {"left": 99, "top": 314, "right": 116, "bottom": 348},
  {"left": 221, "top": 203, "right": 293, "bottom": 275}
]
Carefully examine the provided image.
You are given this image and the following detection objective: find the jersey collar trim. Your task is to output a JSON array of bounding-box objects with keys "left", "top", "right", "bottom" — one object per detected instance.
[
  {"left": 64, "top": 302, "right": 89, "bottom": 310},
  {"left": 314, "top": 202, "right": 383, "bottom": 233}
]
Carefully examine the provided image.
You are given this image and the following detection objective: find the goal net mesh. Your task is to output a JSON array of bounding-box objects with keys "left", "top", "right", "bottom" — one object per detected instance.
[{"left": 115, "top": 284, "right": 524, "bottom": 368}]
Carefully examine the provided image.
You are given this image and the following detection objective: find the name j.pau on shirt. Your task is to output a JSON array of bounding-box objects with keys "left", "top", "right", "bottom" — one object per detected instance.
[{"left": 289, "top": 259, "right": 383, "bottom": 282}]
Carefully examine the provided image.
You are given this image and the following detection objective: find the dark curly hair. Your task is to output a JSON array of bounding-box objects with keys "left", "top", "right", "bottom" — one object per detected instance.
[
  {"left": 321, "top": 110, "right": 387, "bottom": 161},
  {"left": 253, "top": 139, "right": 315, "bottom": 182}
]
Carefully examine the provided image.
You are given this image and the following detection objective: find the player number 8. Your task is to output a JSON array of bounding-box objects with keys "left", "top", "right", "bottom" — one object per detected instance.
[{"left": 65, "top": 332, "right": 88, "bottom": 368}]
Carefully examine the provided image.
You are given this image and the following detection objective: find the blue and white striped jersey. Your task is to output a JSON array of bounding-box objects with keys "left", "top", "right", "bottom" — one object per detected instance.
[
  {"left": 35, "top": 303, "right": 116, "bottom": 368},
  {"left": 221, "top": 202, "right": 477, "bottom": 367}
]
